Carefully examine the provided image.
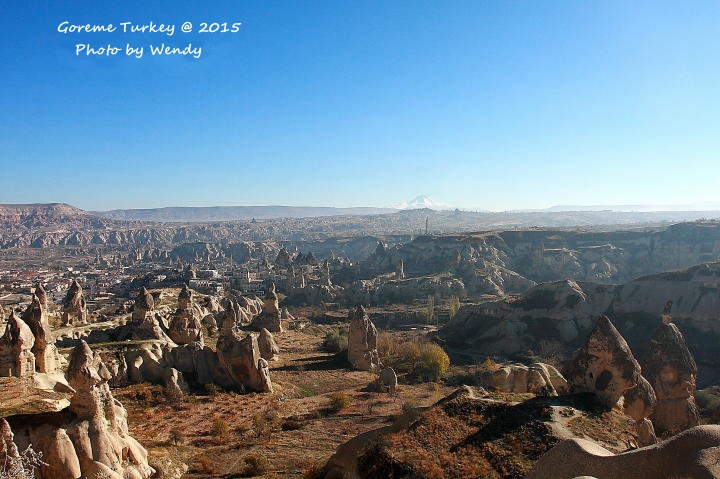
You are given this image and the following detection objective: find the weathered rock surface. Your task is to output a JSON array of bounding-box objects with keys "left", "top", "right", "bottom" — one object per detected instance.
[
  {"left": 258, "top": 328, "right": 279, "bottom": 361},
  {"left": 118, "top": 288, "right": 174, "bottom": 343},
  {"left": 168, "top": 285, "right": 203, "bottom": 345},
  {"left": 0, "top": 311, "right": 36, "bottom": 378},
  {"left": 566, "top": 316, "right": 643, "bottom": 408},
  {"left": 250, "top": 282, "right": 282, "bottom": 332},
  {"left": 62, "top": 279, "right": 87, "bottom": 325},
  {"left": 22, "top": 293, "right": 60, "bottom": 373},
  {"left": 479, "top": 362, "right": 568, "bottom": 396},
  {"left": 3, "top": 340, "right": 154, "bottom": 479},
  {"left": 441, "top": 261, "right": 720, "bottom": 387},
  {"left": 347, "top": 305, "right": 379, "bottom": 371},
  {"left": 642, "top": 321, "right": 700, "bottom": 434},
  {"left": 526, "top": 425, "right": 720, "bottom": 479},
  {"left": 215, "top": 326, "right": 273, "bottom": 393}
]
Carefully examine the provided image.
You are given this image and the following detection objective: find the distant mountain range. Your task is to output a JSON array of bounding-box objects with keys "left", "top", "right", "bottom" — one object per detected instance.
[{"left": 93, "top": 205, "right": 398, "bottom": 222}]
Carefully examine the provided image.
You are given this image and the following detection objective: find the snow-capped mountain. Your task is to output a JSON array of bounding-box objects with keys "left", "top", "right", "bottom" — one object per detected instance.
[{"left": 394, "top": 195, "right": 451, "bottom": 210}]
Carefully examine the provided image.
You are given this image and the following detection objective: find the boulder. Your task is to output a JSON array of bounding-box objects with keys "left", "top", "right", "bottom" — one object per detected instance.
[
  {"left": 642, "top": 321, "right": 700, "bottom": 434},
  {"left": 62, "top": 280, "right": 87, "bottom": 325},
  {"left": 0, "top": 311, "right": 36, "bottom": 378},
  {"left": 250, "top": 283, "right": 282, "bottom": 332},
  {"left": 347, "top": 305, "right": 379, "bottom": 371},
  {"left": 258, "top": 328, "right": 280, "bottom": 361},
  {"left": 566, "top": 316, "right": 643, "bottom": 408},
  {"left": 479, "top": 362, "right": 568, "bottom": 396},
  {"left": 215, "top": 327, "right": 273, "bottom": 393}
]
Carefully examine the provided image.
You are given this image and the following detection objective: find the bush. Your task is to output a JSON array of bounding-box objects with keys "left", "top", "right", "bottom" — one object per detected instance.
[
  {"left": 281, "top": 417, "right": 304, "bottom": 430},
  {"left": 401, "top": 400, "right": 422, "bottom": 422},
  {"left": 415, "top": 343, "right": 450, "bottom": 382},
  {"left": 328, "top": 392, "right": 350, "bottom": 413},
  {"left": 210, "top": 416, "right": 230, "bottom": 437},
  {"left": 0, "top": 445, "right": 45, "bottom": 479},
  {"left": 167, "top": 428, "right": 184, "bottom": 446},
  {"left": 377, "top": 334, "right": 451, "bottom": 383},
  {"left": 239, "top": 453, "right": 269, "bottom": 477},
  {"left": 204, "top": 382, "right": 221, "bottom": 397},
  {"left": 323, "top": 327, "right": 348, "bottom": 353}
]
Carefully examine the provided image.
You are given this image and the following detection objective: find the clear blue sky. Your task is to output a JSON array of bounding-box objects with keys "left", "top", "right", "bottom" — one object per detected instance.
[{"left": 2, "top": 1, "right": 719, "bottom": 211}]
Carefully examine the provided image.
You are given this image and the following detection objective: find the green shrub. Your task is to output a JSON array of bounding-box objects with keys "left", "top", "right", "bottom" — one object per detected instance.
[
  {"left": 323, "top": 328, "right": 348, "bottom": 353},
  {"left": 328, "top": 392, "right": 350, "bottom": 412},
  {"left": 415, "top": 343, "right": 450, "bottom": 382}
]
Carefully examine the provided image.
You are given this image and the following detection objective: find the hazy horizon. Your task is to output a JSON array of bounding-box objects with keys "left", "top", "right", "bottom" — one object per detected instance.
[{"left": 2, "top": 1, "right": 720, "bottom": 211}]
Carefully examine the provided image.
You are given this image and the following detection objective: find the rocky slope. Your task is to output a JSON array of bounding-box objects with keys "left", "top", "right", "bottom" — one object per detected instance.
[
  {"left": 323, "top": 387, "right": 636, "bottom": 479},
  {"left": 441, "top": 260, "right": 720, "bottom": 386}
]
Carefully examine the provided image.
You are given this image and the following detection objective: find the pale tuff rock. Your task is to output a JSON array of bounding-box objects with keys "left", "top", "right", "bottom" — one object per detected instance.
[
  {"left": 642, "top": 321, "right": 700, "bottom": 434},
  {"left": 258, "top": 328, "right": 280, "bottom": 361},
  {"left": 131, "top": 287, "right": 155, "bottom": 322},
  {"left": 22, "top": 294, "right": 60, "bottom": 373},
  {"left": 347, "top": 305, "right": 379, "bottom": 371},
  {"left": 0, "top": 418, "right": 19, "bottom": 465},
  {"left": 62, "top": 279, "right": 87, "bottom": 325},
  {"left": 280, "top": 307, "right": 295, "bottom": 320},
  {"left": 0, "top": 340, "right": 155, "bottom": 479},
  {"left": 263, "top": 282, "right": 280, "bottom": 314},
  {"left": 567, "top": 316, "right": 643, "bottom": 408},
  {"left": 322, "top": 259, "right": 332, "bottom": 287},
  {"left": 215, "top": 327, "right": 273, "bottom": 393},
  {"left": 622, "top": 375, "right": 658, "bottom": 446},
  {"left": 479, "top": 362, "right": 568, "bottom": 396},
  {"left": 275, "top": 247, "right": 292, "bottom": 268},
  {"left": 378, "top": 367, "right": 398, "bottom": 395},
  {"left": 526, "top": 425, "right": 720, "bottom": 479},
  {"left": 250, "top": 282, "right": 282, "bottom": 332},
  {"left": 168, "top": 285, "right": 203, "bottom": 346},
  {"left": 118, "top": 288, "right": 174, "bottom": 343},
  {"left": 0, "top": 311, "right": 36, "bottom": 378},
  {"left": 34, "top": 282, "right": 48, "bottom": 308}
]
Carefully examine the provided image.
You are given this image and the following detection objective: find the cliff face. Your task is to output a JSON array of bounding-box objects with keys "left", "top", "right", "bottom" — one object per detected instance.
[
  {"left": 393, "top": 222, "right": 720, "bottom": 287},
  {"left": 440, "top": 260, "right": 720, "bottom": 387}
]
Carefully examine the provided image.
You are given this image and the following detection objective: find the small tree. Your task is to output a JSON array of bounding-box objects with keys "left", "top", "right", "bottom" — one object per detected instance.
[
  {"left": 424, "top": 295, "right": 435, "bottom": 325},
  {"left": 416, "top": 343, "right": 450, "bottom": 382},
  {"left": 328, "top": 392, "right": 350, "bottom": 413},
  {"left": 448, "top": 296, "right": 461, "bottom": 320}
]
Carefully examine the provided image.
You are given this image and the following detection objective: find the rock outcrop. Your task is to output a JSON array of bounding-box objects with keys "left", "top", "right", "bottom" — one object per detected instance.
[
  {"left": 62, "top": 279, "right": 87, "bottom": 325},
  {"left": 526, "top": 425, "right": 720, "bottom": 479},
  {"left": 642, "top": 321, "right": 700, "bottom": 434},
  {"left": 118, "top": 288, "right": 174, "bottom": 343},
  {"left": 0, "top": 311, "right": 35, "bottom": 377},
  {"left": 168, "top": 285, "right": 203, "bottom": 345},
  {"left": 258, "top": 328, "right": 279, "bottom": 361},
  {"left": 131, "top": 287, "right": 154, "bottom": 322},
  {"left": 215, "top": 320, "right": 273, "bottom": 393},
  {"left": 22, "top": 294, "right": 60, "bottom": 373},
  {"left": 566, "top": 316, "right": 643, "bottom": 408},
  {"left": 479, "top": 362, "right": 568, "bottom": 396},
  {"left": 347, "top": 305, "right": 379, "bottom": 371},
  {"left": 250, "top": 282, "right": 282, "bottom": 332},
  {"left": 3, "top": 340, "right": 154, "bottom": 479}
]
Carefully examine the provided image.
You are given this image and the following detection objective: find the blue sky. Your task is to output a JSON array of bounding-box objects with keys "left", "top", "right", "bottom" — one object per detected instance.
[{"left": 1, "top": 1, "right": 719, "bottom": 211}]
